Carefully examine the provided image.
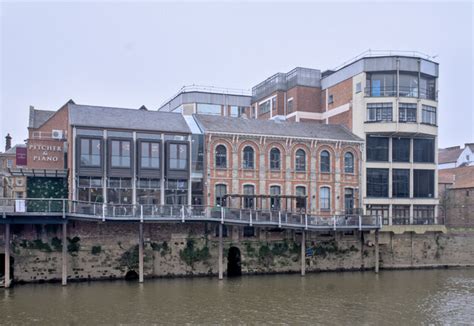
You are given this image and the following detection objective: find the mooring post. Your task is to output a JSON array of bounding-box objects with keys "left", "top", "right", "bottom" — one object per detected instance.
[
  {"left": 374, "top": 229, "right": 379, "bottom": 274},
  {"left": 4, "top": 224, "right": 11, "bottom": 288},
  {"left": 218, "top": 223, "right": 223, "bottom": 280},
  {"left": 62, "top": 222, "right": 67, "bottom": 286},
  {"left": 301, "top": 230, "right": 306, "bottom": 276},
  {"left": 139, "top": 223, "right": 144, "bottom": 283}
]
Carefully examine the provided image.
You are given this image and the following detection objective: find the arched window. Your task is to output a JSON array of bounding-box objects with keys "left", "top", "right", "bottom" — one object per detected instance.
[
  {"left": 215, "top": 184, "right": 227, "bottom": 207},
  {"left": 320, "top": 187, "right": 330, "bottom": 211},
  {"left": 243, "top": 146, "right": 254, "bottom": 169},
  {"left": 243, "top": 184, "right": 255, "bottom": 208},
  {"left": 270, "top": 148, "right": 281, "bottom": 170},
  {"left": 215, "top": 145, "right": 227, "bottom": 168},
  {"left": 295, "top": 149, "right": 306, "bottom": 171},
  {"left": 320, "top": 150, "right": 330, "bottom": 172},
  {"left": 295, "top": 186, "right": 306, "bottom": 211},
  {"left": 270, "top": 185, "right": 281, "bottom": 210},
  {"left": 344, "top": 152, "right": 354, "bottom": 173}
]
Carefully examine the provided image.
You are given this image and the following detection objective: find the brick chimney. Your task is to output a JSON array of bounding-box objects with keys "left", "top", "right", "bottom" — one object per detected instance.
[{"left": 5, "top": 133, "right": 12, "bottom": 151}]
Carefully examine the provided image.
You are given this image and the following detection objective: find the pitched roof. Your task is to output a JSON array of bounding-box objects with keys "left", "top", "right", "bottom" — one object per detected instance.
[
  {"left": 439, "top": 166, "right": 474, "bottom": 189},
  {"left": 193, "top": 114, "right": 363, "bottom": 142},
  {"left": 29, "top": 107, "right": 56, "bottom": 129},
  {"left": 438, "top": 147, "right": 463, "bottom": 164},
  {"left": 68, "top": 104, "right": 191, "bottom": 133},
  {"left": 0, "top": 144, "right": 26, "bottom": 157}
]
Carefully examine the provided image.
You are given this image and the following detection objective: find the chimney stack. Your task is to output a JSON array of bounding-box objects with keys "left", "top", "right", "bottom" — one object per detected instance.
[{"left": 5, "top": 133, "right": 12, "bottom": 151}]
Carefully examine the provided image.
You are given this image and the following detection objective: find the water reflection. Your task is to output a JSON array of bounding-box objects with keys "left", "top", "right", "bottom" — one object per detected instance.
[{"left": 0, "top": 269, "right": 473, "bottom": 325}]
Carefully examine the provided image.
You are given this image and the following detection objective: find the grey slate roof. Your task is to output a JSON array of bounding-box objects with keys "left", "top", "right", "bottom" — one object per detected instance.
[
  {"left": 29, "top": 107, "right": 56, "bottom": 129},
  {"left": 194, "top": 115, "right": 363, "bottom": 142},
  {"left": 68, "top": 104, "right": 191, "bottom": 133}
]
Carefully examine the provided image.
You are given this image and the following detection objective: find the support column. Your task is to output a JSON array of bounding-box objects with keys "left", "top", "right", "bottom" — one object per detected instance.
[
  {"left": 62, "top": 223, "right": 67, "bottom": 286},
  {"left": 218, "top": 224, "right": 223, "bottom": 280},
  {"left": 138, "top": 223, "right": 144, "bottom": 283},
  {"left": 301, "top": 231, "right": 306, "bottom": 276},
  {"left": 374, "top": 230, "right": 379, "bottom": 273},
  {"left": 4, "top": 224, "right": 11, "bottom": 288}
]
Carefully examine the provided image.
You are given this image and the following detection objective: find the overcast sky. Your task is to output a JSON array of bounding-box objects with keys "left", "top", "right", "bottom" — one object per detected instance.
[{"left": 1, "top": 1, "right": 473, "bottom": 148}]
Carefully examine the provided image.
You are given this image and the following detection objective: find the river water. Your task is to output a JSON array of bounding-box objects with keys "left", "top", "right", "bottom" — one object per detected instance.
[{"left": 1, "top": 269, "right": 473, "bottom": 325}]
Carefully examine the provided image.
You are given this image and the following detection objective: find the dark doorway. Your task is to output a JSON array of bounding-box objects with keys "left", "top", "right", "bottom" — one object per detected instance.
[
  {"left": 0, "top": 254, "right": 14, "bottom": 281},
  {"left": 124, "top": 270, "right": 139, "bottom": 281},
  {"left": 227, "top": 247, "right": 242, "bottom": 277}
]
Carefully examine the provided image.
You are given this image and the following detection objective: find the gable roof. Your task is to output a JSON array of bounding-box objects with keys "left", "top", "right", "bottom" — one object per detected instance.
[
  {"left": 68, "top": 104, "right": 191, "bottom": 134},
  {"left": 438, "top": 147, "right": 463, "bottom": 164},
  {"left": 439, "top": 166, "right": 474, "bottom": 189},
  {"left": 194, "top": 114, "right": 363, "bottom": 142},
  {"left": 28, "top": 107, "right": 56, "bottom": 129}
]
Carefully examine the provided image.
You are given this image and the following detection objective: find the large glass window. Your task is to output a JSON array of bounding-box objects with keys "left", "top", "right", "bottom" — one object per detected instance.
[
  {"left": 367, "top": 103, "right": 393, "bottom": 122},
  {"left": 270, "top": 185, "right": 281, "bottom": 210},
  {"left": 344, "top": 152, "right": 354, "bottom": 173},
  {"left": 230, "top": 106, "right": 246, "bottom": 117},
  {"left": 399, "top": 103, "right": 417, "bottom": 122},
  {"left": 243, "top": 146, "right": 254, "bottom": 169},
  {"left": 413, "top": 138, "right": 435, "bottom": 163},
  {"left": 270, "top": 148, "right": 281, "bottom": 170},
  {"left": 422, "top": 105, "right": 436, "bottom": 125},
  {"left": 140, "top": 142, "right": 160, "bottom": 169},
  {"left": 111, "top": 140, "right": 131, "bottom": 168},
  {"left": 215, "top": 145, "right": 227, "bottom": 168},
  {"left": 420, "top": 76, "right": 436, "bottom": 100},
  {"left": 243, "top": 185, "right": 255, "bottom": 209},
  {"left": 215, "top": 184, "right": 227, "bottom": 207},
  {"left": 78, "top": 177, "right": 103, "bottom": 203},
  {"left": 399, "top": 73, "right": 418, "bottom": 98},
  {"left": 367, "top": 205, "right": 389, "bottom": 225},
  {"left": 320, "top": 187, "right": 330, "bottom": 211},
  {"left": 366, "top": 73, "right": 396, "bottom": 96},
  {"left": 393, "top": 205, "right": 410, "bottom": 225},
  {"left": 320, "top": 150, "right": 330, "bottom": 172},
  {"left": 366, "top": 136, "right": 389, "bottom": 162},
  {"left": 197, "top": 103, "right": 221, "bottom": 115},
  {"left": 165, "top": 179, "right": 188, "bottom": 205},
  {"left": 259, "top": 100, "right": 270, "bottom": 115},
  {"left": 414, "top": 170, "right": 434, "bottom": 198},
  {"left": 413, "top": 205, "right": 435, "bottom": 224},
  {"left": 169, "top": 143, "right": 188, "bottom": 170},
  {"left": 392, "top": 169, "right": 410, "bottom": 198},
  {"left": 287, "top": 99, "right": 294, "bottom": 113},
  {"left": 80, "top": 138, "right": 101, "bottom": 167},
  {"left": 191, "top": 134, "right": 204, "bottom": 173},
  {"left": 295, "top": 186, "right": 306, "bottom": 211},
  {"left": 295, "top": 149, "right": 306, "bottom": 172},
  {"left": 107, "top": 178, "right": 132, "bottom": 204},
  {"left": 367, "top": 168, "right": 389, "bottom": 198},
  {"left": 137, "top": 178, "right": 160, "bottom": 205},
  {"left": 392, "top": 138, "right": 410, "bottom": 162}
]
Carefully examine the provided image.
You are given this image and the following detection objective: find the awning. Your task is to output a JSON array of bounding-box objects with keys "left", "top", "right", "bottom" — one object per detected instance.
[{"left": 8, "top": 168, "right": 68, "bottom": 178}]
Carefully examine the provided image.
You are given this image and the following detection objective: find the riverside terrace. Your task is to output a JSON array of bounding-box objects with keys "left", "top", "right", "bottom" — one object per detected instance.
[{"left": 0, "top": 198, "right": 382, "bottom": 288}]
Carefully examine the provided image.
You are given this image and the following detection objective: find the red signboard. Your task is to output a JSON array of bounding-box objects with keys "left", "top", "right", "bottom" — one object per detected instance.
[{"left": 16, "top": 146, "right": 27, "bottom": 166}]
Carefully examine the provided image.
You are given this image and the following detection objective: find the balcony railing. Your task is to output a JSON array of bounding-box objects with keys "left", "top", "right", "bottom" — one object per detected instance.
[{"left": 364, "top": 86, "right": 437, "bottom": 101}]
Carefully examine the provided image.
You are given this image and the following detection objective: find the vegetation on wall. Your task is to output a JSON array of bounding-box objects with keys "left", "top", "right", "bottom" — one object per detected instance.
[
  {"left": 179, "top": 238, "right": 211, "bottom": 267},
  {"left": 26, "top": 177, "right": 68, "bottom": 212},
  {"left": 18, "top": 239, "right": 53, "bottom": 252},
  {"left": 151, "top": 241, "right": 171, "bottom": 257},
  {"left": 67, "top": 236, "right": 81, "bottom": 255},
  {"left": 118, "top": 245, "right": 139, "bottom": 271},
  {"left": 51, "top": 237, "right": 62, "bottom": 251},
  {"left": 91, "top": 245, "right": 102, "bottom": 255}
]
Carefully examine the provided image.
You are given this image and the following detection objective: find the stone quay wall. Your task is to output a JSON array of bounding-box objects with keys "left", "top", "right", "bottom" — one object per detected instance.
[{"left": 0, "top": 222, "right": 473, "bottom": 284}]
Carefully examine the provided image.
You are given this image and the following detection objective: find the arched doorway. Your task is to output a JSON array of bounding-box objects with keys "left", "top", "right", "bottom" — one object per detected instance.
[{"left": 227, "top": 247, "right": 241, "bottom": 277}]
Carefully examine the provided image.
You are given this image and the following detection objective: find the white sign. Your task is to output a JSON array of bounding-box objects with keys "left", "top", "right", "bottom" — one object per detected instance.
[{"left": 15, "top": 199, "right": 26, "bottom": 213}]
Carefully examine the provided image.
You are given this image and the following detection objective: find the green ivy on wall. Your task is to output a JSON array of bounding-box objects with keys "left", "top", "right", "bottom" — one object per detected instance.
[{"left": 26, "top": 177, "right": 68, "bottom": 212}]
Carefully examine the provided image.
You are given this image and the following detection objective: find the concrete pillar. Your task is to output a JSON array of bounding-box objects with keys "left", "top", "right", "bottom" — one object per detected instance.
[
  {"left": 138, "top": 223, "right": 144, "bottom": 283},
  {"left": 218, "top": 224, "right": 223, "bottom": 280},
  {"left": 4, "top": 224, "right": 11, "bottom": 288},
  {"left": 62, "top": 223, "right": 67, "bottom": 286},
  {"left": 301, "top": 231, "right": 306, "bottom": 276},
  {"left": 374, "top": 230, "right": 379, "bottom": 273}
]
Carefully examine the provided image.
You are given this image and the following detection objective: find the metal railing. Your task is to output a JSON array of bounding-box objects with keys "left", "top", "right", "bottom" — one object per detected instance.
[{"left": 364, "top": 86, "right": 437, "bottom": 100}]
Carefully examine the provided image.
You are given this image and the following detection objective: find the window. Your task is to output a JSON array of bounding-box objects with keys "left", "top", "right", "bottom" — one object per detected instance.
[
  {"left": 366, "top": 136, "right": 389, "bottom": 162},
  {"left": 259, "top": 100, "right": 270, "bottom": 115},
  {"left": 270, "top": 148, "right": 281, "bottom": 170},
  {"left": 320, "top": 150, "right": 330, "bottom": 172},
  {"left": 367, "top": 103, "right": 392, "bottom": 122},
  {"left": 344, "top": 152, "right": 354, "bottom": 173},
  {"left": 243, "top": 185, "right": 255, "bottom": 209},
  {"left": 197, "top": 103, "right": 221, "bottom": 115},
  {"left": 399, "top": 73, "right": 419, "bottom": 97},
  {"left": 328, "top": 95, "right": 334, "bottom": 104},
  {"left": 393, "top": 205, "right": 410, "bottom": 224},
  {"left": 366, "top": 205, "right": 389, "bottom": 225},
  {"left": 243, "top": 146, "right": 254, "bottom": 169},
  {"left": 169, "top": 143, "right": 188, "bottom": 170},
  {"left": 413, "top": 138, "right": 435, "bottom": 163},
  {"left": 78, "top": 177, "right": 103, "bottom": 203},
  {"left": 366, "top": 73, "right": 396, "bottom": 97},
  {"left": 230, "top": 106, "right": 246, "bottom": 117},
  {"left": 80, "top": 138, "right": 101, "bottom": 167},
  {"left": 6, "top": 159, "right": 13, "bottom": 168},
  {"left": 392, "top": 138, "right": 410, "bottom": 162},
  {"left": 295, "top": 149, "right": 306, "bottom": 172},
  {"left": 215, "top": 145, "right": 227, "bottom": 168},
  {"left": 107, "top": 178, "right": 132, "bottom": 204},
  {"left": 140, "top": 142, "right": 160, "bottom": 169},
  {"left": 215, "top": 184, "right": 227, "bottom": 207},
  {"left": 287, "top": 98, "right": 294, "bottom": 113},
  {"left": 367, "top": 168, "right": 389, "bottom": 198},
  {"left": 422, "top": 105, "right": 436, "bottom": 125},
  {"left": 270, "top": 185, "right": 281, "bottom": 210},
  {"left": 399, "top": 103, "right": 417, "bottom": 122},
  {"left": 344, "top": 188, "right": 354, "bottom": 214},
  {"left": 420, "top": 76, "right": 436, "bottom": 100},
  {"left": 320, "top": 187, "right": 330, "bottom": 211},
  {"left": 295, "top": 186, "right": 306, "bottom": 211},
  {"left": 413, "top": 205, "right": 435, "bottom": 224},
  {"left": 165, "top": 179, "right": 188, "bottom": 205},
  {"left": 392, "top": 169, "right": 410, "bottom": 198},
  {"left": 137, "top": 178, "right": 160, "bottom": 205},
  {"left": 111, "top": 140, "right": 131, "bottom": 168},
  {"left": 414, "top": 170, "right": 434, "bottom": 198},
  {"left": 272, "top": 97, "right": 277, "bottom": 112},
  {"left": 355, "top": 82, "right": 362, "bottom": 93}
]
